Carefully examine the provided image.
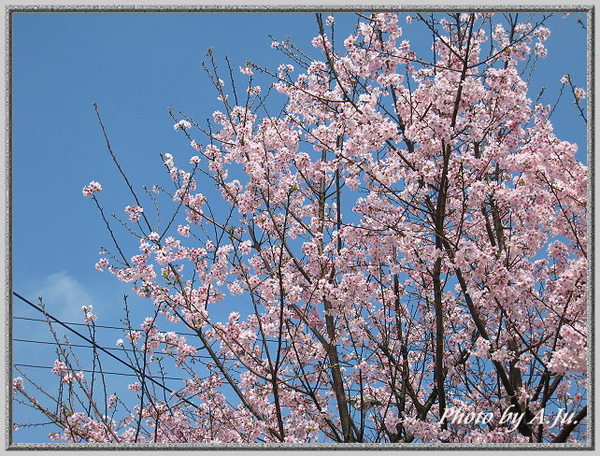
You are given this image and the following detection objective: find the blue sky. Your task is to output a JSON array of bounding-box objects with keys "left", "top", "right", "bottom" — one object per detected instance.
[{"left": 11, "top": 10, "right": 588, "bottom": 443}]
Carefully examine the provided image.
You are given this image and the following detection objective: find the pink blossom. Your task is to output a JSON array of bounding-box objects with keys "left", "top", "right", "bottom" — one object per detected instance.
[
  {"left": 107, "top": 394, "right": 118, "bottom": 409},
  {"left": 190, "top": 139, "right": 202, "bottom": 151},
  {"left": 173, "top": 119, "right": 192, "bottom": 131},
  {"left": 534, "top": 42, "right": 547, "bottom": 57},
  {"left": 51, "top": 359, "right": 68, "bottom": 376},
  {"left": 534, "top": 26, "right": 551, "bottom": 41},
  {"left": 12, "top": 377, "right": 24, "bottom": 393},
  {"left": 82, "top": 305, "right": 97, "bottom": 323},
  {"left": 239, "top": 66, "right": 254, "bottom": 76},
  {"left": 95, "top": 257, "right": 110, "bottom": 271},
  {"left": 177, "top": 224, "right": 191, "bottom": 237},
  {"left": 124, "top": 205, "right": 144, "bottom": 222},
  {"left": 82, "top": 181, "right": 102, "bottom": 198}
]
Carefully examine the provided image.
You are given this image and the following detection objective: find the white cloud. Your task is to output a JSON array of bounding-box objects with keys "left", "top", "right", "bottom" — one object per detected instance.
[
  {"left": 33, "top": 271, "right": 95, "bottom": 323},
  {"left": 13, "top": 272, "right": 97, "bottom": 386}
]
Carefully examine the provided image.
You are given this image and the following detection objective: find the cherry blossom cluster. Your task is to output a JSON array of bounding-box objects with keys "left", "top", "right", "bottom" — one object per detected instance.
[{"left": 82, "top": 181, "right": 102, "bottom": 198}]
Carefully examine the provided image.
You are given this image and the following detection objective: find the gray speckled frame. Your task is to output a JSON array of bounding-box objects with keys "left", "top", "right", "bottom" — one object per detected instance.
[{"left": 3, "top": 1, "right": 595, "bottom": 453}]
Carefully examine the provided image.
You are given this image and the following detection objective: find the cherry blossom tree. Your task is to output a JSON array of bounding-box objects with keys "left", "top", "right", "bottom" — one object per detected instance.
[{"left": 13, "top": 12, "right": 588, "bottom": 444}]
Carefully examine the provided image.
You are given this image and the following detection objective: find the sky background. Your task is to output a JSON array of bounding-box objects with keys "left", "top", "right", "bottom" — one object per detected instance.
[{"left": 11, "top": 10, "right": 588, "bottom": 443}]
